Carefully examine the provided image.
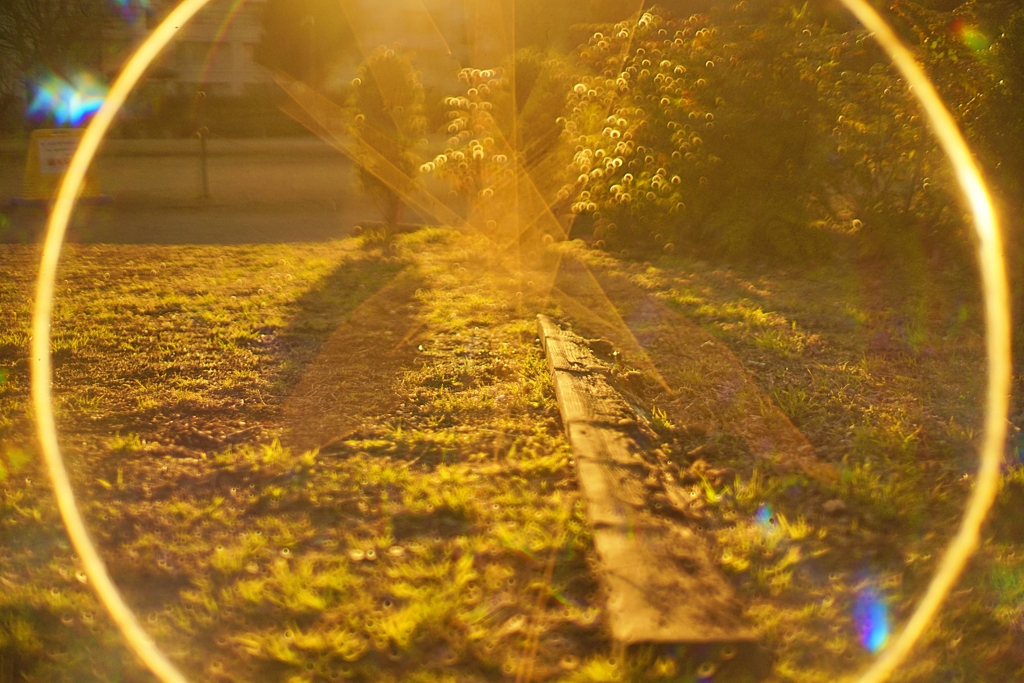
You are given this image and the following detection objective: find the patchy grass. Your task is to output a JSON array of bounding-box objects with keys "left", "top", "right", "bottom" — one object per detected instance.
[
  {"left": 0, "top": 232, "right": 614, "bottom": 683},
  {"left": 1, "top": 231, "right": 1021, "bottom": 682},
  {"left": 551, "top": 242, "right": 1024, "bottom": 682}
]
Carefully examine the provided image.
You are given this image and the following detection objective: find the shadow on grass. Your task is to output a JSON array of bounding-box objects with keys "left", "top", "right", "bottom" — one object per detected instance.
[
  {"left": 131, "top": 248, "right": 427, "bottom": 470},
  {"left": 273, "top": 255, "right": 428, "bottom": 453}
]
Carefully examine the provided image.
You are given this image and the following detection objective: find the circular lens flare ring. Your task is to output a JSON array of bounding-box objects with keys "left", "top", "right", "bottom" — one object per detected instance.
[
  {"left": 31, "top": 4, "right": 213, "bottom": 683},
  {"left": 836, "top": 1, "right": 1010, "bottom": 681},
  {"left": 29, "top": 2, "right": 1010, "bottom": 683}
]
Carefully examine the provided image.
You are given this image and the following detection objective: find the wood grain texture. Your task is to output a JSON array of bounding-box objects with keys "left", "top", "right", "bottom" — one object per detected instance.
[{"left": 538, "top": 315, "right": 753, "bottom": 644}]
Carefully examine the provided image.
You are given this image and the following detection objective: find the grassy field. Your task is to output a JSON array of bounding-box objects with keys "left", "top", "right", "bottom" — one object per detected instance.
[
  {"left": 552, "top": 244, "right": 1024, "bottom": 682},
  {"left": 0, "top": 229, "right": 1022, "bottom": 682}
]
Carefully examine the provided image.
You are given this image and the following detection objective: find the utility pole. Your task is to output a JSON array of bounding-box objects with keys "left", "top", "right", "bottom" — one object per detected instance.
[
  {"left": 302, "top": 15, "right": 317, "bottom": 87},
  {"left": 195, "top": 90, "right": 209, "bottom": 198},
  {"left": 311, "top": 16, "right": 317, "bottom": 88},
  {"left": 301, "top": 15, "right": 318, "bottom": 121}
]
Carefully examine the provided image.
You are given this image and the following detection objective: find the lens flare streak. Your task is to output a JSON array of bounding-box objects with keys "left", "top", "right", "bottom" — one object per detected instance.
[
  {"left": 109, "top": 0, "right": 151, "bottom": 20},
  {"left": 755, "top": 503, "right": 777, "bottom": 532},
  {"left": 27, "top": 73, "right": 108, "bottom": 127},
  {"left": 33, "top": 3, "right": 214, "bottom": 681},
  {"left": 854, "top": 585, "right": 891, "bottom": 654},
  {"left": 950, "top": 19, "right": 991, "bottom": 54},
  {"left": 110, "top": 0, "right": 151, "bottom": 8}
]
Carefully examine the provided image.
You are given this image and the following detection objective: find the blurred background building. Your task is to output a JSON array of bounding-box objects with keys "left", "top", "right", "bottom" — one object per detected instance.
[
  {"left": 0, "top": 0, "right": 715, "bottom": 137},
  {"left": 151, "top": 0, "right": 274, "bottom": 98},
  {"left": 117, "top": 0, "right": 291, "bottom": 137}
]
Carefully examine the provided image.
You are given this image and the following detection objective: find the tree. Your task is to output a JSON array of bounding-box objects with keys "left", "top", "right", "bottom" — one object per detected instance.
[
  {"left": 0, "top": 0, "right": 110, "bottom": 126},
  {"left": 255, "top": 0, "right": 356, "bottom": 89},
  {"left": 349, "top": 48, "right": 427, "bottom": 233}
]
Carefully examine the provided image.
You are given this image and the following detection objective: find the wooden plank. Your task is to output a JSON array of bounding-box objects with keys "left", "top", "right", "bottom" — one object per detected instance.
[{"left": 537, "top": 315, "right": 754, "bottom": 644}]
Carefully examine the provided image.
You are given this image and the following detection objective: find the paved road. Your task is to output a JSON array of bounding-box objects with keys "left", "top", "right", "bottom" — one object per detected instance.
[{"left": 1, "top": 137, "right": 385, "bottom": 243}]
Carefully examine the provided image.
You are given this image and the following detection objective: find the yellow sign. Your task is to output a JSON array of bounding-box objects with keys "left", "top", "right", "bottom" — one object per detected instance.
[{"left": 13, "top": 128, "right": 108, "bottom": 205}]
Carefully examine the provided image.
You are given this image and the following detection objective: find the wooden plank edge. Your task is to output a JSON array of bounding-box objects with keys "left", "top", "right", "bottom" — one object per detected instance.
[{"left": 537, "top": 314, "right": 756, "bottom": 645}]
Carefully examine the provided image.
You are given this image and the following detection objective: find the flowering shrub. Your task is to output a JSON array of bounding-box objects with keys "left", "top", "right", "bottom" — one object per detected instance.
[
  {"left": 557, "top": 2, "right": 998, "bottom": 260},
  {"left": 422, "top": 66, "right": 515, "bottom": 225},
  {"left": 557, "top": 8, "right": 823, "bottom": 257},
  {"left": 420, "top": 50, "right": 577, "bottom": 236}
]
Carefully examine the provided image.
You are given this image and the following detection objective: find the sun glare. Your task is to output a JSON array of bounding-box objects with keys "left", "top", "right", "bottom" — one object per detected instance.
[{"left": 5, "top": 0, "right": 1013, "bottom": 682}]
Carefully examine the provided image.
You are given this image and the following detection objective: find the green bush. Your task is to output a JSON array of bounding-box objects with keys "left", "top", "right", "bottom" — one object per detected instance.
[
  {"left": 556, "top": 1, "right": 1003, "bottom": 262},
  {"left": 557, "top": 6, "right": 834, "bottom": 259}
]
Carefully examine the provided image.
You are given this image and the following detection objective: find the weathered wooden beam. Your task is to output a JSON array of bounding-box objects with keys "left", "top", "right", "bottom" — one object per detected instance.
[{"left": 537, "top": 315, "right": 753, "bottom": 644}]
